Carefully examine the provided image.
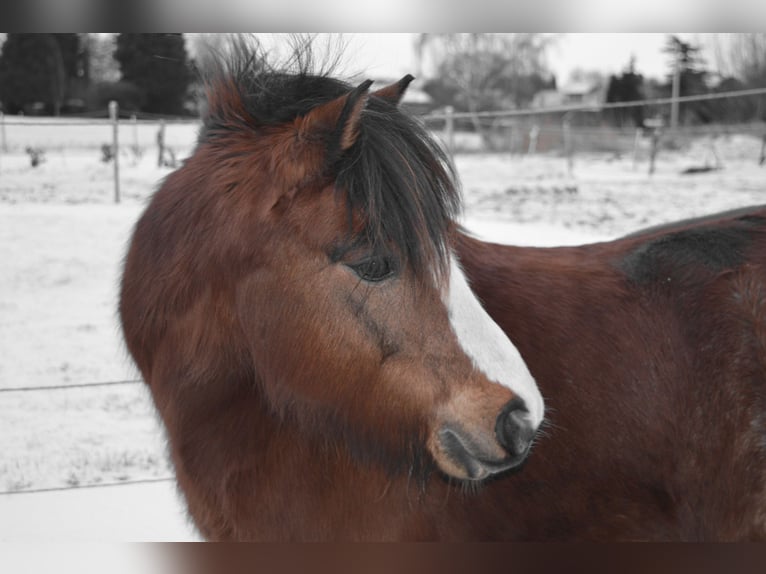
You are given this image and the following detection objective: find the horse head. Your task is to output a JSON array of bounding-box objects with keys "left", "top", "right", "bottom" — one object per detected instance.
[{"left": 121, "top": 42, "right": 544, "bottom": 492}]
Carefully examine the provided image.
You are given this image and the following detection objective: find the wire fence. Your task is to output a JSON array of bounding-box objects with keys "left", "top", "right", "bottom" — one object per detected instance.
[
  {"left": 420, "top": 87, "right": 766, "bottom": 169},
  {"left": 424, "top": 86, "right": 766, "bottom": 122},
  {"left": 3, "top": 85, "right": 766, "bottom": 498},
  {"left": 0, "top": 111, "right": 198, "bottom": 153},
  {"left": 0, "top": 373, "right": 171, "bottom": 497},
  {"left": 1, "top": 86, "right": 766, "bottom": 203},
  {"left": 0, "top": 378, "right": 142, "bottom": 393},
  {"left": 0, "top": 476, "right": 174, "bottom": 497},
  {"left": 0, "top": 106, "right": 199, "bottom": 204}
]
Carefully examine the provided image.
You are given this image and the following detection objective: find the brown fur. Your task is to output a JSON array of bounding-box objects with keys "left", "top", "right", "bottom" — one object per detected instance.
[
  {"left": 120, "top": 59, "right": 766, "bottom": 539},
  {"left": 372, "top": 74, "right": 415, "bottom": 105},
  {"left": 119, "top": 78, "right": 527, "bottom": 540},
  {"left": 453, "top": 209, "right": 766, "bottom": 540}
]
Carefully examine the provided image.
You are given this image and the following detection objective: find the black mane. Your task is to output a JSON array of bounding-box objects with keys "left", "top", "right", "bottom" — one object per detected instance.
[{"left": 200, "top": 35, "right": 462, "bottom": 279}]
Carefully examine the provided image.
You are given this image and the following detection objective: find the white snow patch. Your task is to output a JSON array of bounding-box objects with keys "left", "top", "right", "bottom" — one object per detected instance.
[{"left": 0, "top": 481, "right": 200, "bottom": 542}]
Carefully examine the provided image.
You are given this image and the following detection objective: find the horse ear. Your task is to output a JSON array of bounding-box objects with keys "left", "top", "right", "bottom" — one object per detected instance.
[
  {"left": 372, "top": 74, "right": 415, "bottom": 105},
  {"left": 298, "top": 79, "right": 373, "bottom": 154}
]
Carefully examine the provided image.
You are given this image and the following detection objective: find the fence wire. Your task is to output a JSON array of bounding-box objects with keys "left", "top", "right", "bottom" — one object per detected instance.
[
  {"left": 0, "top": 476, "right": 174, "bottom": 497},
  {"left": 0, "top": 379, "right": 142, "bottom": 393},
  {"left": 0, "top": 376, "right": 158, "bottom": 496},
  {"left": 421, "top": 86, "right": 766, "bottom": 121},
  {"left": 3, "top": 85, "right": 766, "bottom": 498},
  {"left": 0, "top": 376, "right": 168, "bottom": 497}
]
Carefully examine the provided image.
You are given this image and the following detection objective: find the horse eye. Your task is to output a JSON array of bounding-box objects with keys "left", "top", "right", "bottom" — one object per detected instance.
[{"left": 348, "top": 255, "right": 395, "bottom": 282}]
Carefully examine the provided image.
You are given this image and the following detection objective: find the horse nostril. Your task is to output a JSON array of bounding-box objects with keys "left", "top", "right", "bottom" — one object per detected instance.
[{"left": 495, "top": 399, "right": 536, "bottom": 457}]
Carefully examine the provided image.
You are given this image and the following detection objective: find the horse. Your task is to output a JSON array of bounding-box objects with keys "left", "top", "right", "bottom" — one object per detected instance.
[
  {"left": 119, "top": 40, "right": 766, "bottom": 541},
  {"left": 118, "top": 41, "right": 545, "bottom": 541},
  {"left": 455, "top": 206, "right": 766, "bottom": 540}
]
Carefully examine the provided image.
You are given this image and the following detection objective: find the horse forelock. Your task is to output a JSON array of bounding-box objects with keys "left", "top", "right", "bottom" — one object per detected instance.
[
  {"left": 198, "top": 36, "right": 462, "bottom": 283},
  {"left": 336, "top": 98, "right": 461, "bottom": 282}
]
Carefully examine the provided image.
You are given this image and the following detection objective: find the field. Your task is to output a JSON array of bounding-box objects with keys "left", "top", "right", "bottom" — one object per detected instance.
[{"left": 1, "top": 118, "right": 765, "bottom": 540}]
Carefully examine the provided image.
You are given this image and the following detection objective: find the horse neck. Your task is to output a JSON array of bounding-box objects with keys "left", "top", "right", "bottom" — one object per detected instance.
[{"left": 165, "top": 373, "right": 455, "bottom": 540}]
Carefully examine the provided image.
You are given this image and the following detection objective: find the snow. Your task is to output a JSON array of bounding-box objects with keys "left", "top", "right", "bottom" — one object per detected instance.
[
  {"left": 2, "top": 545, "right": 175, "bottom": 574},
  {"left": 1, "top": 119, "right": 764, "bottom": 541},
  {"left": 0, "top": 481, "right": 199, "bottom": 542}
]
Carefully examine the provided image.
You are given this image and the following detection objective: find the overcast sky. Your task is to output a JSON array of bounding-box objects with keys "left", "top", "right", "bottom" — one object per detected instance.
[{"left": 334, "top": 33, "right": 705, "bottom": 83}]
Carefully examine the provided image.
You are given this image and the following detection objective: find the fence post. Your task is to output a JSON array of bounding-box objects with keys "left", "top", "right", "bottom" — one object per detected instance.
[
  {"left": 0, "top": 112, "right": 4, "bottom": 173},
  {"left": 562, "top": 114, "right": 573, "bottom": 175},
  {"left": 444, "top": 106, "right": 454, "bottom": 156},
  {"left": 632, "top": 128, "right": 642, "bottom": 171},
  {"left": 157, "top": 119, "right": 166, "bottom": 167},
  {"left": 505, "top": 121, "right": 514, "bottom": 155},
  {"left": 648, "top": 127, "right": 661, "bottom": 175},
  {"left": 670, "top": 55, "right": 680, "bottom": 133},
  {"left": 0, "top": 111, "right": 6, "bottom": 153},
  {"left": 528, "top": 124, "right": 539, "bottom": 155},
  {"left": 109, "top": 101, "right": 120, "bottom": 204},
  {"left": 131, "top": 114, "right": 138, "bottom": 156}
]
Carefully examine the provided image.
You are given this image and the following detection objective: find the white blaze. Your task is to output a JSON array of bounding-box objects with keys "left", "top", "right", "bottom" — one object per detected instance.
[{"left": 444, "top": 253, "right": 545, "bottom": 427}]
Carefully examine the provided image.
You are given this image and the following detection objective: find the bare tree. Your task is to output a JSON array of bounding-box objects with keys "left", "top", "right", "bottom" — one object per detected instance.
[
  {"left": 706, "top": 34, "right": 766, "bottom": 121},
  {"left": 709, "top": 33, "right": 766, "bottom": 86},
  {"left": 87, "top": 34, "right": 120, "bottom": 83},
  {"left": 415, "top": 34, "right": 556, "bottom": 146}
]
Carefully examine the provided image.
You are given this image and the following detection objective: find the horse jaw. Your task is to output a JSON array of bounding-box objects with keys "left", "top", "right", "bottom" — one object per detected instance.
[{"left": 443, "top": 253, "right": 545, "bottom": 429}]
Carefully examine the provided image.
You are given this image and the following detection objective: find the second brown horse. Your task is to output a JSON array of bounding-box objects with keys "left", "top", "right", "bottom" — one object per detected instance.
[{"left": 457, "top": 204, "right": 766, "bottom": 540}]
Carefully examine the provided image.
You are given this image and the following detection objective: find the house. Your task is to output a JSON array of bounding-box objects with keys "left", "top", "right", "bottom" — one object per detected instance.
[{"left": 531, "top": 79, "right": 606, "bottom": 110}]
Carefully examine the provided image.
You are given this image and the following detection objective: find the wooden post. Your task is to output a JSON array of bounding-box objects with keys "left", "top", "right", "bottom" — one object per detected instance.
[
  {"left": 0, "top": 111, "right": 6, "bottom": 153},
  {"left": 444, "top": 106, "right": 454, "bottom": 156},
  {"left": 528, "top": 124, "right": 539, "bottom": 155},
  {"left": 759, "top": 132, "right": 765, "bottom": 166},
  {"left": 709, "top": 134, "right": 722, "bottom": 169},
  {"left": 0, "top": 112, "right": 5, "bottom": 173},
  {"left": 649, "top": 127, "right": 660, "bottom": 175},
  {"left": 670, "top": 54, "right": 680, "bottom": 133},
  {"left": 644, "top": 117, "right": 664, "bottom": 176},
  {"left": 131, "top": 114, "right": 138, "bottom": 155},
  {"left": 157, "top": 119, "right": 166, "bottom": 167},
  {"left": 563, "top": 114, "right": 573, "bottom": 175},
  {"left": 632, "top": 128, "right": 642, "bottom": 171},
  {"left": 109, "top": 101, "right": 120, "bottom": 204}
]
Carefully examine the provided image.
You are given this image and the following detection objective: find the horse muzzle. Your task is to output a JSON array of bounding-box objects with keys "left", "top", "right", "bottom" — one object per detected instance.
[{"left": 430, "top": 398, "right": 537, "bottom": 481}]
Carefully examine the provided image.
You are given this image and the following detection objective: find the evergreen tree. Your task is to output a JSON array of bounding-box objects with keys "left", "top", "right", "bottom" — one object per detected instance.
[
  {"left": 114, "top": 34, "right": 192, "bottom": 115},
  {"left": 663, "top": 35, "right": 711, "bottom": 124},
  {"left": 0, "top": 33, "right": 81, "bottom": 115},
  {"left": 605, "top": 57, "right": 645, "bottom": 127},
  {"left": 415, "top": 34, "right": 556, "bottom": 149}
]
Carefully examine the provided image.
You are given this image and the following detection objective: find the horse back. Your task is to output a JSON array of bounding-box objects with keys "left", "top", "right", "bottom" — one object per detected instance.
[{"left": 456, "top": 205, "right": 766, "bottom": 539}]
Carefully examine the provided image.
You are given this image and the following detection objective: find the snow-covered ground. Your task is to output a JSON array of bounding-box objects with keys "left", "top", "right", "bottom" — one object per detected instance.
[
  {"left": 0, "top": 480, "right": 198, "bottom": 542},
  {"left": 1, "top": 122, "right": 764, "bottom": 541}
]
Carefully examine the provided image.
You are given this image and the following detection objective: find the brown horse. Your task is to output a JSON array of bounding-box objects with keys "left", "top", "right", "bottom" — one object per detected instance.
[
  {"left": 456, "top": 205, "right": 766, "bottom": 540},
  {"left": 120, "top": 40, "right": 766, "bottom": 540},
  {"left": 119, "top": 41, "right": 544, "bottom": 541}
]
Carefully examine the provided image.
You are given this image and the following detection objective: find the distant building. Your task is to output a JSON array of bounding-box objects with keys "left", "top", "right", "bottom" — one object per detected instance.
[
  {"left": 530, "top": 89, "right": 564, "bottom": 109},
  {"left": 531, "top": 79, "right": 606, "bottom": 110}
]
